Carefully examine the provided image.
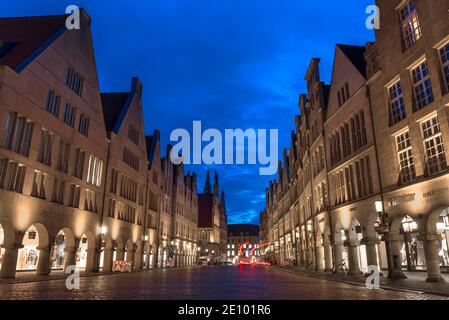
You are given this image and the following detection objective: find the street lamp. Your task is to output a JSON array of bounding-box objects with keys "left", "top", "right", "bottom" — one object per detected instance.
[
  {"left": 144, "top": 235, "right": 149, "bottom": 242},
  {"left": 375, "top": 199, "right": 393, "bottom": 278},
  {"left": 101, "top": 226, "right": 107, "bottom": 235}
]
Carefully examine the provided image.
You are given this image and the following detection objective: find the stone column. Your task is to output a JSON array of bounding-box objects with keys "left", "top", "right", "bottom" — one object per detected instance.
[
  {"left": 102, "top": 247, "right": 113, "bottom": 272},
  {"left": 421, "top": 233, "right": 445, "bottom": 283},
  {"left": 85, "top": 248, "right": 98, "bottom": 273},
  {"left": 315, "top": 244, "right": 325, "bottom": 271},
  {"left": 388, "top": 234, "right": 407, "bottom": 279},
  {"left": 134, "top": 249, "right": 143, "bottom": 269},
  {"left": 116, "top": 248, "right": 125, "bottom": 261},
  {"left": 333, "top": 242, "right": 344, "bottom": 273},
  {"left": 63, "top": 246, "right": 77, "bottom": 272},
  {"left": 362, "top": 237, "right": 380, "bottom": 274},
  {"left": 36, "top": 246, "right": 51, "bottom": 276},
  {"left": 126, "top": 249, "right": 135, "bottom": 269},
  {"left": 346, "top": 242, "right": 362, "bottom": 275},
  {"left": 0, "top": 244, "right": 22, "bottom": 279},
  {"left": 323, "top": 242, "right": 333, "bottom": 272}
]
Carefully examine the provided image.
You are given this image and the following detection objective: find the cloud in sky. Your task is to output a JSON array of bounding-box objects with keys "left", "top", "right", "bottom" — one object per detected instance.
[{"left": 2, "top": 0, "right": 375, "bottom": 225}]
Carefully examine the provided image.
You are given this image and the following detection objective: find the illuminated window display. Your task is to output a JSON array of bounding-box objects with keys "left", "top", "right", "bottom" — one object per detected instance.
[
  {"left": 0, "top": 225, "right": 4, "bottom": 270},
  {"left": 17, "top": 226, "right": 40, "bottom": 271},
  {"left": 355, "top": 228, "right": 368, "bottom": 272},
  {"left": 436, "top": 209, "right": 449, "bottom": 268},
  {"left": 51, "top": 231, "right": 66, "bottom": 269},
  {"left": 400, "top": 216, "right": 426, "bottom": 271},
  {"left": 76, "top": 235, "right": 88, "bottom": 269}
]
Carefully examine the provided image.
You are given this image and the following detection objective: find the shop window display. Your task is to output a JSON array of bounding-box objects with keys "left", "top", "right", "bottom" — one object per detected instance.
[
  {"left": 400, "top": 216, "right": 426, "bottom": 271},
  {"left": 0, "top": 225, "right": 4, "bottom": 270},
  {"left": 436, "top": 208, "right": 449, "bottom": 270},
  {"left": 51, "top": 231, "right": 66, "bottom": 270},
  {"left": 76, "top": 236, "right": 88, "bottom": 269},
  {"left": 339, "top": 229, "right": 349, "bottom": 265},
  {"left": 17, "top": 226, "right": 40, "bottom": 271},
  {"left": 354, "top": 226, "right": 368, "bottom": 272}
]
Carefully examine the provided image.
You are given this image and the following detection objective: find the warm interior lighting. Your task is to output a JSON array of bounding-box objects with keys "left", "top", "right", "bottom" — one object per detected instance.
[{"left": 375, "top": 200, "right": 383, "bottom": 213}]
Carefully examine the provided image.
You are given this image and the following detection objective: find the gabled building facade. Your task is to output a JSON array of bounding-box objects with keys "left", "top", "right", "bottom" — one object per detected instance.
[
  {"left": 198, "top": 170, "right": 227, "bottom": 259},
  {"left": 262, "top": 0, "right": 449, "bottom": 283},
  {"left": 0, "top": 12, "right": 108, "bottom": 278},
  {"left": 0, "top": 11, "right": 225, "bottom": 279}
]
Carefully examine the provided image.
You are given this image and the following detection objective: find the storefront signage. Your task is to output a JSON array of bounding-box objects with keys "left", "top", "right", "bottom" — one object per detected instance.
[
  {"left": 41, "top": 210, "right": 65, "bottom": 222},
  {"left": 387, "top": 193, "right": 415, "bottom": 208},
  {"left": 423, "top": 187, "right": 449, "bottom": 199}
]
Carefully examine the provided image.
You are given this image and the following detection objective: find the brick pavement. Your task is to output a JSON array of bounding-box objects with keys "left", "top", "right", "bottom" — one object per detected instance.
[
  {"left": 274, "top": 265, "right": 449, "bottom": 297},
  {"left": 0, "top": 265, "right": 447, "bottom": 300}
]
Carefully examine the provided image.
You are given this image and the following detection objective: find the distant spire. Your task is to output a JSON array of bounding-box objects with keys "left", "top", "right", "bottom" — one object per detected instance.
[
  {"left": 220, "top": 191, "right": 226, "bottom": 210},
  {"left": 213, "top": 170, "right": 219, "bottom": 196},
  {"left": 204, "top": 170, "right": 212, "bottom": 193}
]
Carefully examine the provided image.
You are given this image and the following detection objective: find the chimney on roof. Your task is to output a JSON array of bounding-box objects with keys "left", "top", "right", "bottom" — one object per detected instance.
[{"left": 131, "top": 77, "right": 143, "bottom": 98}]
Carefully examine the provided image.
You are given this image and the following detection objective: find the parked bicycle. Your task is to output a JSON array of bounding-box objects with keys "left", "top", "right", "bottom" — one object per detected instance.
[{"left": 332, "top": 261, "right": 348, "bottom": 273}]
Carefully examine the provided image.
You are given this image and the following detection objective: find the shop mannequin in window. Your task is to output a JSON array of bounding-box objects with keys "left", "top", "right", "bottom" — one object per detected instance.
[{"left": 410, "top": 239, "right": 418, "bottom": 267}]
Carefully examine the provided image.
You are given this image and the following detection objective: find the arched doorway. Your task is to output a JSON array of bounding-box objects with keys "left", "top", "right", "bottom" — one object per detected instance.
[
  {"left": 436, "top": 208, "right": 449, "bottom": 268},
  {"left": 50, "top": 228, "right": 76, "bottom": 270},
  {"left": 398, "top": 215, "right": 424, "bottom": 271},
  {"left": 0, "top": 224, "right": 4, "bottom": 271},
  {"left": 348, "top": 217, "right": 365, "bottom": 274},
  {"left": 51, "top": 231, "right": 66, "bottom": 270},
  {"left": 428, "top": 207, "right": 449, "bottom": 270},
  {"left": 17, "top": 225, "right": 40, "bottom": 271},
  {"left": 76, "top": 234, "right": 89, "bottom": 269},
  {"left": 99, "top": 235, "right": 113, "bottom": 271}
]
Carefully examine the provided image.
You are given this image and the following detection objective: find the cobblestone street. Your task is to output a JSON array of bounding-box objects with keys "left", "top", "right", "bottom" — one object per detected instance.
[{"left": 0, "top": 266, "right": 447, "bottom": 300}]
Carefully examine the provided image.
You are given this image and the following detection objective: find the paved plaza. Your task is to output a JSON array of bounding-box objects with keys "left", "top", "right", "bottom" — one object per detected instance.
[{"left": 0, "top": 266, "right": 447, "bottom": 300}]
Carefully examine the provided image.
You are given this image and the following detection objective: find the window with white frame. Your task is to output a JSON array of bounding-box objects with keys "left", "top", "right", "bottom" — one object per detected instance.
[
  {"left": 44, "top": 90, "right": 61, "bottom": 117},
  {"left": 73, "top": 148, "right": 85, "bottom": 179},
  {"left": 411, "top": 60, "right": 434, "bottom": 111},
  {"left": 56, "top": 139, "right": 70, "bottom": 173},
  {"left": 399, "top": 0, "right": 421, "bottom": 49},
  {"left": 396, "top": 131, "right": 416, "bottom": 184},
  {"left": 31, "top": 170, "right": 46, "bottom": 199},
  {"left": 388, "top": 80, "right": 406, "bottom": 125},
  {"left": 68, "top": 184, "right": 81, "bottom": 208},
  {"left": 51, "top": 178, "right": 65, "bottom": 204},
  {"left": 2, "top": 111, "right": 33, "bottom": 157},
  {"left": 63, "top": 103, "right": 76, "bottom": 127},
  {"left": 421, "top": 115, "right": 447, "bottom": 176},
  {"left": 439, "top": 43, "right": 449, "bottom": 94},
  {"left": 87, "top": 155, "right": 103, "bottom": 187},
  {"left": 37, "top": 129, "right": 53, "bottom": 166}
]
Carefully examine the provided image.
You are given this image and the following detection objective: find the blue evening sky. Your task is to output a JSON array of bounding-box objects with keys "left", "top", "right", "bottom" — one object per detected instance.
[{"left": 3, "top": 0, "right": 375, "bottom": 225}]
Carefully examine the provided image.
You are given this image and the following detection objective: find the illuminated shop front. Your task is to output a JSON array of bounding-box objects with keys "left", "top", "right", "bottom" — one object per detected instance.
[
  {"left": 76, "top": 235, "right": 89, "bottom": 269},
  {"left": 0, "top": 225, "right": 4, "bottom": 270},
  {"left": 436, "top": 209, "right": 449, "bottom": 269},
  {"left": 51, "top": 231, "right": 66, "bottom": 270},
  {"left": 399, "top": 216, "right": 426, "bottom": 271},
  {"left": 17, "top": 226, "right": 39, "bottom": 271},
  {"left": 353, "top": 226, "right": 368, "bottom": 272}
]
